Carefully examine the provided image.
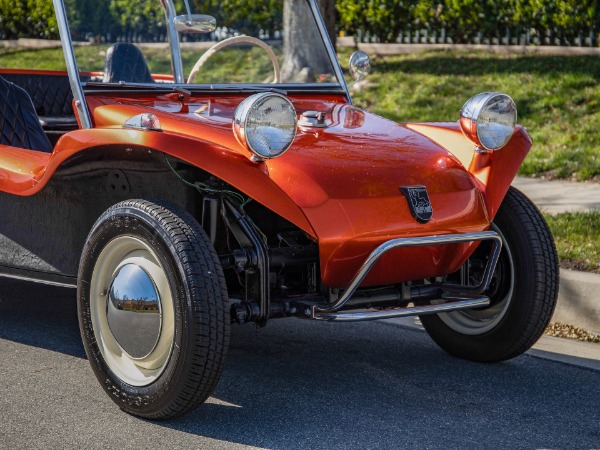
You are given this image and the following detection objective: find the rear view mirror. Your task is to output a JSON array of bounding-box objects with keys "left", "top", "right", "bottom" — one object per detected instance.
[
  {"left": 348, "top": 51, "right": 371, "bottom": 86},
  {"left": 174, "top": 15, "right": 216, "bottom": 34}
]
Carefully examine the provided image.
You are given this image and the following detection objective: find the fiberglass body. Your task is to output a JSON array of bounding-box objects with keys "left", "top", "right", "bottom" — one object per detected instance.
[{"left": 0, "top": 0, "right": 556, "bottom": 420}]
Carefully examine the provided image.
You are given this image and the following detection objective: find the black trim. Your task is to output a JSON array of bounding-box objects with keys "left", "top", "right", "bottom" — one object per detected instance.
[
  {"left": 83, "top": 83, "right": 347, "bottom": 97},
  {"left": 0, "top": 264, "right": 77, "bottom": 288},
  {"left": 400, "top": 185, "right": 434, "bottom": 224}
]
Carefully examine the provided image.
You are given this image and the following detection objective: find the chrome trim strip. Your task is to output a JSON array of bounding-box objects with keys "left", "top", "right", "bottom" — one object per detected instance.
[
  {"left": 0, "top": 266, "right": 77, "bottom": 288},
  {"left": 84, "top": 83, "right": 347, "bottom": 95},
  {"left": 313, "top": 231, "right": 502, "bottom": 319},
  {"left": 161, "top": 0, "right": 185, "bottom": 83},
  {"left": 307, "top": 0, "right": 352, "bottom": 104},
  {"left": 315, "top": 296, "right": 491, "bottom": 322},
  {"left": 52, "top": 0, "right": 92, "bottom": 129}
]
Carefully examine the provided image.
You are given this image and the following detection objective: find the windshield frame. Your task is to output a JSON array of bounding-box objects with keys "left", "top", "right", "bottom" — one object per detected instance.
[
  {"left": 53, "top": 0, "right": 92, "bottom": 128},
  {"left": 53, "top": 0, "right": 351, "bottom": 130}
]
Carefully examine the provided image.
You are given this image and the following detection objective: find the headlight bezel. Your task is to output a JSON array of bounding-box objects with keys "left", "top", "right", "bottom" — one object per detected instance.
[
  {"left": 233, "top": 92, "right": 298, "bottom": 161},
  {"left": 459, "top": 92, "right": 517, "bottom": 151}
]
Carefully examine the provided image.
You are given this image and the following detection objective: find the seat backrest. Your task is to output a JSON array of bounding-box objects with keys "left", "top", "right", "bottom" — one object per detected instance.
[
  {"left": 1, "top": 73, "right": 77, "bottom": 117},
  {"left": 0, "top": 76, "right": 53, "bottom": 153},
  {"left": 103, "top": 43, "right": 154, "bottom": 84}
]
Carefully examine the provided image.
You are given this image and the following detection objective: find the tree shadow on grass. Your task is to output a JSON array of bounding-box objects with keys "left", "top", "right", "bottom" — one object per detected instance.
[{"left": 375, "top": 53, "right": 600, "bottom": 79}]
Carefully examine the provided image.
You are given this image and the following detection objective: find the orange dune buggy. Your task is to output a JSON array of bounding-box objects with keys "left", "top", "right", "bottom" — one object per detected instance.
[{"left": 0, "top": 0, "right": 558, "bottom": 419}]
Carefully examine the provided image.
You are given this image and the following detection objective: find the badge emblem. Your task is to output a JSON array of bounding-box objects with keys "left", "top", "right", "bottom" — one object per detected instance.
[{"left": 400, "top": 186, "right": 433, "bottom": 224}]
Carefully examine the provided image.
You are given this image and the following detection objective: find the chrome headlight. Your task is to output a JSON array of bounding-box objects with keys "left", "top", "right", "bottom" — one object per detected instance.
[
  {"left": 459, "top": 92, "right": 517, "bottom": 151},
  {"left": 233, "top": 93, "right": 297, "bottom": 161}
]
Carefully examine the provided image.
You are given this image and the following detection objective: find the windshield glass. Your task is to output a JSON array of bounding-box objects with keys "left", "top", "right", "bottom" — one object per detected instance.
[{"left": 66, "top": 0, "right": 339, "bottom": 87}]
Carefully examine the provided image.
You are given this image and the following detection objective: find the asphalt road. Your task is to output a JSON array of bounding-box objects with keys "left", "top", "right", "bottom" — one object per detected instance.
[{"left": 1, "top": 279, "right": 599, "bottom": 449}]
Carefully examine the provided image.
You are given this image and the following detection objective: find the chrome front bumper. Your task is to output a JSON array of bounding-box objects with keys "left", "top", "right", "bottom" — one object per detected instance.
[{"left": 312, "top": 231, "right": 502, "bottom": 321}]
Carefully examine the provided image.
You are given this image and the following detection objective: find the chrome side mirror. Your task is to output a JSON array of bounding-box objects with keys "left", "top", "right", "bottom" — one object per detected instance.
[
  {"left": 348, "top": 51, "right": 371, "bottom": 86},
  {"left": 174, "top": 14, "right": 217, "bottom": 33}
]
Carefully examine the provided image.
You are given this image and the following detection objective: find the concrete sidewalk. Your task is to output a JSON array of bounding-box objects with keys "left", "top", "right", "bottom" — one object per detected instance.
[
  {"left": 511, "top": 176, "right": 600, "bottom": 335},
  {"left": 512, "top": 176, "right": 600, "bottom": 213}
]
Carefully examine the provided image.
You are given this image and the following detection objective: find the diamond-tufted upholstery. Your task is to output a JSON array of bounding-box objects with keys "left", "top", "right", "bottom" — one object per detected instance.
[
  {"left": 2, "top": 74, "right": 73, "bottom": 117},
  {"left": 0, "top": 76, "right": 53, "bottom": 153},
  {"left": 103, "top": 43, "right": 154, "bottom": 84},
  {"left": 0, "top": 72, "right": 87, "bottom": 133},
  {"left": 2, "top": 73, "right": 75, "bottom": 116}
]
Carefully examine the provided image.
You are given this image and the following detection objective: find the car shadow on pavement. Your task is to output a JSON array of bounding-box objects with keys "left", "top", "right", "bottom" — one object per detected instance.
[
  {"left": 2, "top": 279, "right": 599, "bottom": 448},
  {"left": 160, "top": 321, "right": 600, "bottom": 449},
  {"left": 0, "top": 279, "right": 85, "bottom": 359}
]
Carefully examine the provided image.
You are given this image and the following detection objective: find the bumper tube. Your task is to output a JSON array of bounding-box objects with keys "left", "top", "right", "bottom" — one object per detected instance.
[{"left": 312, "top": 231, "right": 502, "bottom": 322}]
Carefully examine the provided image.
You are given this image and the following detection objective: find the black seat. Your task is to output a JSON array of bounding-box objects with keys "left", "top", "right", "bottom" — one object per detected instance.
[
  {"left": 0, "top": 76, "right": 53, "bottom": 153},
  {"left": 103, "top": 43, "right": 154, "bottom": 84}
]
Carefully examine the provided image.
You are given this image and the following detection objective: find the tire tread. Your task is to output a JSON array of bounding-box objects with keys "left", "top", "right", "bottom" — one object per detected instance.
[
  {"left": 420, "top": 187, "right": 559, "bottom": 362},
  {"left": 81, "top": 199, "right": 229, "bottom": 420}
]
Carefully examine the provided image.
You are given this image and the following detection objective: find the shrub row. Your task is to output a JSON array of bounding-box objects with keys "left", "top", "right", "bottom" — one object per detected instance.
[
  {"left": 0, "top": 0, "right": 58, "bottom": 40},
  {"left": 340, "top": 0, "right": 600, "bottom": 45},
  {"left": 0, "top": 0, "right": 598, "bottom": 46},
  {"left": 0, "top": 0, "right": 283, "bottom": 41}
]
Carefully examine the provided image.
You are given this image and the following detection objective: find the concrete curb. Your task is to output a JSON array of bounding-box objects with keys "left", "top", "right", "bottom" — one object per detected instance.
[
  {"left": 1, "top": 38, "right": 59, "bottom": 49},
  {"left": 337, "top": 39, "right": 600, "bottom": 57},
  {"left": 511, "top": 177, "right": 600, "bottom": 334},
  {"left": 0, "top": 38, "right": 89, "bottom": 49},
  {"left": 389, "top": 317, "right": 600, "bottom": 371},
  {"left": 554, "top": 269, "right": 600, "bottom": 334},
  {"left": 4, "top": 38, "right": 600, "bottom": 57}
]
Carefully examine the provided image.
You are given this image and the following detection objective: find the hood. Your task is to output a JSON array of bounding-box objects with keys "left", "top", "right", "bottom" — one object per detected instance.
[{"left": 91, "top": 93, "right": 479, "bottom": 208}]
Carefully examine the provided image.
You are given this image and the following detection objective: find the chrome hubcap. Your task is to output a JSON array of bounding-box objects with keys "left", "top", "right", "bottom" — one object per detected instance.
[
  {"left": 107, "top": 264, "right": 162, "bottom": 359},
  {"left": 90, "top": 236, "right": 175, "bottom": 387}
]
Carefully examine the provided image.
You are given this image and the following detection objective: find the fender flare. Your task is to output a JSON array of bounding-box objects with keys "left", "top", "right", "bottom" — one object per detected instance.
[{"left": 0, "top": 128, "right": 316, "bottom": 237}]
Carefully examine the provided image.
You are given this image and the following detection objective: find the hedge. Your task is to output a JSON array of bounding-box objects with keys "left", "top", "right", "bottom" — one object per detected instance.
[
  {"left": 340, "top": 0, "right": 600, "bottom": 45},
  {"left": 0, "top": 0, "right": 59, "bottom": 39},
  {"left": 0, "top": 0, "right": 598, "bottom": 46}
]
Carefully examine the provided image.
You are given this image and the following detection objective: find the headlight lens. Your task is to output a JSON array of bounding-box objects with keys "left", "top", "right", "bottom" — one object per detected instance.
[
  {"left": 459, "top": 92, "right": 517, "bottom": 151},
  {"left": 233, "top": 93, "right": 297, "bottom": 160}
]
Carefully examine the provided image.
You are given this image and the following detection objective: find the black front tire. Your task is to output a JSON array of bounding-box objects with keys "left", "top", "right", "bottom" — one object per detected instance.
[
  {"left": 420, "top": 187, "right": 559, "bottom": 362},
  {"left": 78, "top": 199, "right": 229, "bottom": 419}
]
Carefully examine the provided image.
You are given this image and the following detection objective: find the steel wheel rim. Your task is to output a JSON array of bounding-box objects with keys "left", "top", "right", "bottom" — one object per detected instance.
[
  {"left": 89, "top": 236, "right": 175, "bottom": 386},
  {"left": 438, "top": 225, "right": 515, "bottom": 335}
]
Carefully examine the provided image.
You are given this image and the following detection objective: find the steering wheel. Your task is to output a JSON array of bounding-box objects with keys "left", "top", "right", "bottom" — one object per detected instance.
[{"left": 187, "top": 35, "right": 281, "bottom": 84}]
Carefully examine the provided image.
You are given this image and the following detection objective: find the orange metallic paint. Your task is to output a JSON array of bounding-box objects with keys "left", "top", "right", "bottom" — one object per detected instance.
[
  {"left": 0, "top": 127, "right": 316, "bottom": 238},
  {"left": 86, "top": 93, "right": 504, "bottom": 287},
  {"left": 0, "top": 69, "right": 102, "bottom": 78},
  {"left": 406, "top": 122, "right": 476, "bottom": 169},
  {"left": 0, "top": 68, "right": 70, "bottom": 77},
  {"left": 458, "top": 116, "right": 480, "bottom": 148},
  {"left": 0, "top": 72, "right": 531, "bottom": 288},
  {"left": 408, "top": 121, "right": 532, "bottom": 219},
  {"left": 0, "top": 145, "right": 50, "bottom": 191}
]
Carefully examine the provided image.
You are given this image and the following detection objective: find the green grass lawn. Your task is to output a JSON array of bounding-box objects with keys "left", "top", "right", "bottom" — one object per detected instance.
[
  {"left": 346, "top": 50, "right": 600, "bottom": 182},
  {"left": 0, "top": 44, "right": 280, "bottom": 83},
  {"left": 544, "top": 211, "right": 600, "bottom": 273}
]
